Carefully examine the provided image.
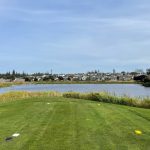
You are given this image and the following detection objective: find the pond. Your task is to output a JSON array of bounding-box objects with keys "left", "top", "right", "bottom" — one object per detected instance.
[{"left": 0, "top": 84, "right": 150, "bottom": 98}]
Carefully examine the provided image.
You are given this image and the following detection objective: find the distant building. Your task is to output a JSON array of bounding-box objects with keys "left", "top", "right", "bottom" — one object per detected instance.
[
  {"left": 0, "top": 78, "right": 11, "bottom": 82},
  {"left": 14, "top": 78, "right": 25, "bottom": 82},
  {"left": 82, "top": 76, "right": 88, "bottom": 81},
  {"left": 0, "top": 78, "right": 6, "bottom": 83}
]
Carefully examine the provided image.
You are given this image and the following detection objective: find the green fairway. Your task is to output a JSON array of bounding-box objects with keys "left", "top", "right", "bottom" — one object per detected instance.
[{"left": 0, "top": 97, "right": 149, "bottom": 150}]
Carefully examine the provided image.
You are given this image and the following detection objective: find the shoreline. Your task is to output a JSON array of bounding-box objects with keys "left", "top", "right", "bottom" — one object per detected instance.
[
  {"left": 33, "top": 81, "right": 137, "bottom": 84},
  {"left": 0, "top": 81, "right": 137, "bottom": 88},
  {"left": 0, "top": 91, "right": 149, "bottom": 109}
]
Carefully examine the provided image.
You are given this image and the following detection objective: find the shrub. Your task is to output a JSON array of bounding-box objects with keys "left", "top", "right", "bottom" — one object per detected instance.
[
  {"left": 140, "top": 98, "right": 150, "bottom": 108},
  {"left": 63, "top": 92, "right": 80, "bottom": 99}
]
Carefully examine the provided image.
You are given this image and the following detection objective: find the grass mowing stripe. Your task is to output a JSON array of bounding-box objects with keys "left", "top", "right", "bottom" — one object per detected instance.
[
  {"left": 105, "top": 104, "right": 150, "bottom": 128},
  {"left": 0, "top": 97, "right": 149, "bottom": 150},
  {"left": 90, "top": 102, "right": 128, "bottom": 149},
  {"left": 127, "top": 109, "right": 150, "bottom": 122},
  {"left": 85, "top": 103, "right": 115, "bottom": 150},
  {"left": 22, "top": 101, "right": 57, "bottom": 150},
  {"left": 97, "top": 103, "right": 150, "bottom": 149}
]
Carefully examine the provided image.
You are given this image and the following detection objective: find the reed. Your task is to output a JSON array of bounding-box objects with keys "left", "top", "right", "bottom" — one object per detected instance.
[
  {"left": 0, "top": 91, "right": 62, "bottom": 103},
  {"left": 0, "top": 82, "right": 26, "bottom": 88},
  {"left": 63, "top": 92, "right": 150, "bottom": 109},
  {"left": 0, "top": 91, "right": 149, "bottom": 109},
  {"left": 0, "top": 82, "right": 13, "bottom": 88}
]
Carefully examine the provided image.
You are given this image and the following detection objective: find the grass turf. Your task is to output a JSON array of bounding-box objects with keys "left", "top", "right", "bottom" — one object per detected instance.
[{"left": 0, "top": 97, "right": 149, "bottom": 150}]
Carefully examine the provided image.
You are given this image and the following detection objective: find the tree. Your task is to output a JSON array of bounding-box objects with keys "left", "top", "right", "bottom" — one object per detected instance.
[
  {"left": 33, "top": 77, "right": 38, "bottom": 82},
  {"left": 58, "top": 76, "right": 64, "bottom": 81},
  {"left": 121, "top": 71, "right": 126, "bottom": 75},
  {"left": 49, "top": 75, "right": 54, "bottom": 81},
  {"left": 12, "top": 70, "right": 16, "bottom": 76},
  {"left": 130, "top": 72, "right": 138, "bottom": 76},
  {"left": 24, "top": 77, "right": 31, "bottom": 82},
  {"left": 43, "top": 76, "right": 50, "bottom": 81},
  {"left": 146, "top": 69, "right": 150, "bottom": 75},
  {"left": 133, "top": 75, "right": 147, "bottom": 82}
]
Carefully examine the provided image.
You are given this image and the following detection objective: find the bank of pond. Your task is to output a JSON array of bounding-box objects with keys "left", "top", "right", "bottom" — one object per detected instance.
[{"left": 0, "top": 91, "right": 149, "bottom": 109}]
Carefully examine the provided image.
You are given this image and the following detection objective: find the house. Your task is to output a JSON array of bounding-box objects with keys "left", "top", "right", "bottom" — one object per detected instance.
[
  {"left": 0, "top": 78, "right": 6, "bottom": 83},
  {"left": 82, "top": 76, "right": 88, "bottom": 81},
  {"left": 0, "top": 78, "right": 11, "bottom": 82},
  {"left": 14, "top": 78, "right": 25, "bottom": 82}
]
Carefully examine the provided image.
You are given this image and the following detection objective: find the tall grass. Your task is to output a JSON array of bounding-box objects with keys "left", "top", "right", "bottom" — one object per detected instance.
[
  {"left": 0, "top": 82, "right": 26, "bottom": 88},
  {"left": 0, "top": 91, "right": 149, "bottom": 109},
  {"left": 0, "top": 91, "right": 62, "bottom": 103},
  {"left": 0, "top": 82, "right": 13, "bottom": 88},
  {"left": 34, "top": 80, "right": 136, "bottom": 84},
  {"left": 63, "top": 92, "right": 150, "bottom": 109}
]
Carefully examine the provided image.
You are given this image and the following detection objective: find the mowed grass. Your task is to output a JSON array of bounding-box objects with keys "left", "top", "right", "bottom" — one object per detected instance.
[{"left": 0, "top": 97, "right": 149, "bottom": 150}]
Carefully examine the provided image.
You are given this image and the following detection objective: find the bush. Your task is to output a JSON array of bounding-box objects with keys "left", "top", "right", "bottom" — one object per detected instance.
[
  {"left": 63, "top": 92, "right": 80, "bottom": 99},
  {"left": 140, "top": 99, "right": 150, "bottom": 108}
]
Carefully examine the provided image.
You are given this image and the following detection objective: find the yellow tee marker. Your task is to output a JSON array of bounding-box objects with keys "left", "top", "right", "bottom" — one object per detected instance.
[{"left": 135, "top": 130, "right": 142, "bottom": 135}]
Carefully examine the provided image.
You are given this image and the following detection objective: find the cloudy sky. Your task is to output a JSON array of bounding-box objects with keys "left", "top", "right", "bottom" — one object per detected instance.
[{"left": 0, "top": 0, "right": 150, "bottom": 73}]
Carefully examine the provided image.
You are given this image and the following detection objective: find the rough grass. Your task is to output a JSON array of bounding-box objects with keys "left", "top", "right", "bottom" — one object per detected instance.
[
  {"left": 0, "top": 83, "right": 13, "bottom": 88},
  {"left": 0, "top": 96, "right": 149, "bottom": 150},
  {"left": 0, "top": 82, "right": 26, "bottom": 88},
  {"left": 0, "top": 91, "right": 62, "bottom": 103},
  {"left": 0, "top": 91, "right": 150, "bottom": 109},
  {"left": 63, "top": 92, "right": 150, "bottom": 109}
]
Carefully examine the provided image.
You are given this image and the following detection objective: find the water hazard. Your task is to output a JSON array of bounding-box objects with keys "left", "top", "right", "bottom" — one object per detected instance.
[{"left": 0, "top": 84, "right": 150, "bottom": 98}]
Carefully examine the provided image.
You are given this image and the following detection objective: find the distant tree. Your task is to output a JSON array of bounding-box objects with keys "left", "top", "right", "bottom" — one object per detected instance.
[
  {"left": 33, "top": 77, "right": 38, "bottom": 82},
  {"left": 68, "top": 77, "right": 71, "bottom": 81},
  {"left": 67, "top": 75, "right": 73, "bottom": 81},
  {"left": 22, "top": 71, "right": 27, "bottom": 77},
  {"left": 49, "top": 75, "right": 54, "bottom": 81},
  {"left": 133, "top": 75, "right": 147, "bottom": 82},
  {"left": 12, "top": 70, "right": 16, "bottom": 76},
  {"left": 95, "top": 70, "right": 98, "bottom": 74},
  {"left": 86, "top": 76, "right": 90, "bottom": 81},
  {"left": 117, "top": 76, "right": 120, "bottom": 80},
  {"left": 146, "top": 69, "right": 150, "bottom": 75},
  {"left": 43, "top": 76, "right": 49, "bottom": 81},
  {"left": 130, "top": 72, "right": 138, "bottom": 76},
  {"left": 144, "top": 77, "right": 150, "bottom": 82},
  {"left": 58, "top": 76, "right": 64, "bottom": 81},
  {"left": 24, "top": 77, "right": 31, "bottom": 82},
  {"left": 10, "top": 70, "right": 16, "bottom": 80},
  {"left": 45, "top": 72, "right": 49, "bottom": 75},
  {"left": 4, "top": 72, "right": 11, "bottom": 79},
  {"left": 121, "top": 71, "right": 126, "bottom": 75}
]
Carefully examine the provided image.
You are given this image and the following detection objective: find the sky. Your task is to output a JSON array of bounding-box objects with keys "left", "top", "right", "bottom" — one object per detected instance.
[{"left": 0, "top": 0, "right": 150, "bottom": 73}]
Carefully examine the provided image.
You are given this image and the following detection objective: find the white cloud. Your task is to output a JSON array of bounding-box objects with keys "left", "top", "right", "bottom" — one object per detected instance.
[{"left": 0, "top": 0, "right": 150, "bottom": 72}]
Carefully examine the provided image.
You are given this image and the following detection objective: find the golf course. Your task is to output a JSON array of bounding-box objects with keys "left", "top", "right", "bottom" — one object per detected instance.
[{"left": 0, "top": 93, "right": 149, "bottom": 150}]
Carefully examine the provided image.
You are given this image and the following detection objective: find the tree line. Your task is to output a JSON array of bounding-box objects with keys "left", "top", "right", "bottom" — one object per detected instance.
[{"left": 134, "top": 69, "right": 150, "bottom": 87}]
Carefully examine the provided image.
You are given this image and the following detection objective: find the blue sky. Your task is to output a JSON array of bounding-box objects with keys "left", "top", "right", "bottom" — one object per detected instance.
[{"left": 0, "top": 0, "right": 150, "bottom": 73}]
